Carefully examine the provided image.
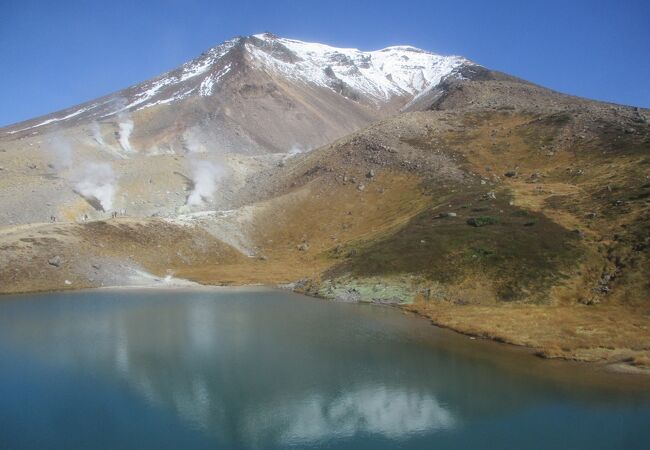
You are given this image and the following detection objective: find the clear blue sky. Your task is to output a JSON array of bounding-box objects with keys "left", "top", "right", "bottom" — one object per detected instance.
[{"left": 1, "top": 0, "right": 649, "bottom": 127}]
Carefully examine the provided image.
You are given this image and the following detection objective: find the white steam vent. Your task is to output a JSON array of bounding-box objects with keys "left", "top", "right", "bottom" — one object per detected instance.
[
  {"left": 186, "top": 160, "right": 225, "bottom": 206},
  {"left": 74, "top": 162, "right": 118, "bottom": 211}
]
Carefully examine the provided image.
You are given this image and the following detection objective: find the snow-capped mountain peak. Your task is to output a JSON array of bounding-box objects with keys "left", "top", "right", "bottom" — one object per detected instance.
[
  {"left": 248, "top": 33, "right": 469, "bottom": 102},
  {"left": 3, "top": 33, "right": 472, "bottom": 138}
]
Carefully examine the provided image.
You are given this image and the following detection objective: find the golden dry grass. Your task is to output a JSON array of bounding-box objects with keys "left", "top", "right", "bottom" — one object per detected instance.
[
  {"left": 177, "top": 170, "right": 431, "bottom": 284},
  {"left": 406, "top": 299, "right": 650, "bottom": 368}
]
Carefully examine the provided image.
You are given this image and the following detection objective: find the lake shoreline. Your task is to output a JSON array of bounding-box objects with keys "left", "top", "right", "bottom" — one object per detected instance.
[
  {"left": 2, "top": 286, "right": 648, "bottom": 448},
  {"left": 4, "top": 281, "right": 648, "bottom": 384},
  {"left": 302, "top": 288, "right": 650, "bottom": 379}
]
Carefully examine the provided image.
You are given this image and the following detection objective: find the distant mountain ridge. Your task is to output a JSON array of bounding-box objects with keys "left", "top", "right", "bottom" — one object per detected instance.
[{"left": 2, "top": 33, "right": 471, "bottom": 156}]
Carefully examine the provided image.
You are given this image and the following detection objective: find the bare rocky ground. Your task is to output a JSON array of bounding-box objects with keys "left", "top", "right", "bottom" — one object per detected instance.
[{"left": 1, "top": 67, "right": 649, "bottom": 374}]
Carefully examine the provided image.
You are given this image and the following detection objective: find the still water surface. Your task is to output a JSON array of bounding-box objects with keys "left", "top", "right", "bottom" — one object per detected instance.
[{"left": 0, "top": 288, "right": 648, "bottom": 449}]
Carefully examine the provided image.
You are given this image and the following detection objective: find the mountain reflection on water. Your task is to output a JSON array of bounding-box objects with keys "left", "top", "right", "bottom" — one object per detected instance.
[{"left": 0, "top": 288, "right": 648, "bottom": 450}]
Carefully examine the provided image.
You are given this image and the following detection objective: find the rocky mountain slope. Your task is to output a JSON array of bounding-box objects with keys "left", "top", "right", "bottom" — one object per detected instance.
[
  {"left": 2, "top": 33, "right": 468, "bottom": 151},
  {"left": 0, "top": 33, "right": 469, "bottom": 226},
  {"left": 1, "top": 34, "right": 649, "bottom": 373}
]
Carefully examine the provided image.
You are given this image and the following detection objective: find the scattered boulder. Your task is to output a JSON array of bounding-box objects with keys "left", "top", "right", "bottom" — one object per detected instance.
[
  {"left": 591, "top": 272, "right": 613, "bottom": 295},
  {"left": 467, "top": 216, "right": 499, "bottom": 227},
  {"left": 335, "top": 288, "right": 361, "bottom": 303},
  {"left": 437, "top": 212, "right": 457, "bottom": 218},
  {"left": 580, "top": 297, "right": 600, "bottom": 306},
  {"left": 504, "top": 171, "right": 517, "bottom": 178},
  {"left": 592, "top": 284, "right": 610, "bottom": 294},
  {"left": 572, "top": 229, "right": 585, "bottom": 239},
  {"left": 297, "top": 242, "right": 310, "bottom": 252},
  {"left": 366, "top": 169, "right": 375, "bottom": 178},
  {"left": 357, "top": 183, "right": 365, "bottom": 191},
  {"left": 48, "top": 256, "right": 62, "bottom": 267}
]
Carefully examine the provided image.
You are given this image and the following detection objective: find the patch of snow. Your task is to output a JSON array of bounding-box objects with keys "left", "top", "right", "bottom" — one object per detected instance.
[
  {"left": 401, "top": 64, "right": 475, "bottom": 110},
  {"left": 135, "top": 87, "right": 198, "bottom": 111},
  {"left": 199, "top": 63, "right": 232, "bottom": 96},
  {"left": 179, "top": 40, "right": 237, "bottom": 81},
  {"left": 100, "top": 38, "right": 239, "bottom": 117},
  {"left": 180, "top": 60, "right": 213, "bottom": 82},
  {"left": 249, "top": 34, "right": 469, "bottom": 103},
  {"left": 119, "top": 77, "right": 177, "bottom": 112},
  {"left": 7, "top": 104, "right": 98, "bottom": 134},
  {"left": 199, "top": 75, "right": 216, "bottom": 97}
]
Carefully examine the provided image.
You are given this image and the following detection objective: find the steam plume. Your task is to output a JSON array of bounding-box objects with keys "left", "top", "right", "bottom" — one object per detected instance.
[
  {"left": 74, "top": 162, "right": 117, "bottom": 211},
  {"left": 118, "top": 113, "right": 133, "bottom": 152},
  {"left": 183, "top": 127, "right": 227, "bottom": 206},
  {"left": 112, "top": 98, "right": 134, "bottom": 153},
  {"left": 186, "top": 160, "right": 225, "bottom": 206},
  {"left": 48, "top": 131, "right": 73, "bottom": 170},
  {"left": 91, "top": 121, "right": 105, "bottom": 146},
  {"left": 47, "top": 132, "right": 119, "bottom": 212},
  {"left": 182, "top": 126, "right": 207, "bottom": 154},
  {"left": 288, "top": 144, "right": 303, "bottom": 156}
]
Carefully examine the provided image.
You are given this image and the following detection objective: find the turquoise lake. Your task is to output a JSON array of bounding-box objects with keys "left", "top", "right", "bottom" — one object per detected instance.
[{"left": 0, "top": 288, "right": 648, "bottom": 449}]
